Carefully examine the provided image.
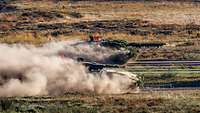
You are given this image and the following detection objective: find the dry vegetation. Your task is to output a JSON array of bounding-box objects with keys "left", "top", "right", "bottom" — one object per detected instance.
[
  {"left": 0, "top": 1, "right": 200, "bottom": 112},
  {"left": 1, "top": 90, "right": 200, "bottom": 113},
  {"left": 1, "top": 1, "right": 200, "bottom": 44}
]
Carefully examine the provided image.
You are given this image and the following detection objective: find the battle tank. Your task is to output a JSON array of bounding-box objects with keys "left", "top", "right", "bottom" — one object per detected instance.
[{"left": 58, "top": 39, "right": 140, "bottom": 90}]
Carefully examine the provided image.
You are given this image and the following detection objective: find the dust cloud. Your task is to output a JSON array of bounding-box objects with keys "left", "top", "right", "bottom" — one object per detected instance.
[{"left": 0, "top": 40, "right": 137, "bottom": 97}]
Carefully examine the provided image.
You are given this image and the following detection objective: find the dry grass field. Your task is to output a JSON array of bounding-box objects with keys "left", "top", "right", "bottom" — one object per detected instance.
[
  {"left": 1, "top": 1, "right": 200, "bottom": 60},
  {"left": 1, "top": 0, "right": 200, "bottom": 43},
  {"left": 1, "top": 0, "right": 200, "bottom": 113},
  {"left": 1, "top": 90, "right": 200, "bottom": 113}
]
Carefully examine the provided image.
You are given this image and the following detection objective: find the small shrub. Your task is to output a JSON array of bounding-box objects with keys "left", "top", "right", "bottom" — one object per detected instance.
[
  {"left": 0, "top": 99, "right": 14, "bottom": 111},
  {"left": 68, "top": 12, "right": 83, "bottom": 18},
  {"left": 137, "top": 74, "right": 145, "bottom": 88},
  {"left": 161, "top": 72, "right": 177, "bottom": 78},
  {"left": 127, "top": 47, "right": 138, "bottom": 58}
]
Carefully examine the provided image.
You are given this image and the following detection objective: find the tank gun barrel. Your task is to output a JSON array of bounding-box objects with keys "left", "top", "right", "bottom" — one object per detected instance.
[{"left": 82, "top": 62, "right": 122, "bottom": 72}]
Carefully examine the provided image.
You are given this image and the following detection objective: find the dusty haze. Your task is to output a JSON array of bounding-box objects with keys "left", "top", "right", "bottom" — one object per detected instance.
[{"left": 0, "top": 40, "right": 136, "bottom": 97}]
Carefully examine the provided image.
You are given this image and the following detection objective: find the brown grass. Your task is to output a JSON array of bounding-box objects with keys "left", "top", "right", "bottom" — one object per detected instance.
[
  {"left": 1, "top": 90, "right": 200, "bottom": 113},
  {"left": 10, "top": 1, "right": 200, "bottom": 25},
  {"left": 67, "top": 1, "right": 200, "bottom": 25},
  {"left": 0, "top": 32, "right": 49, "bottom": 45}
]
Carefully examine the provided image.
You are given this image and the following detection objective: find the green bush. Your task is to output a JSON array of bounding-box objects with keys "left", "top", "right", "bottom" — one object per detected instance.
[
  {"left": 127, "top": 47, "right": 138, "bottom": 58},
  {"left": 137, "top": 74, "right": 145, "bottom": 88},
  {"left": 0, "top": 99, "right": 14, "bottom": 112},
  {"left": 161, "top": 72, "right": 177, "bottom": 78}
]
